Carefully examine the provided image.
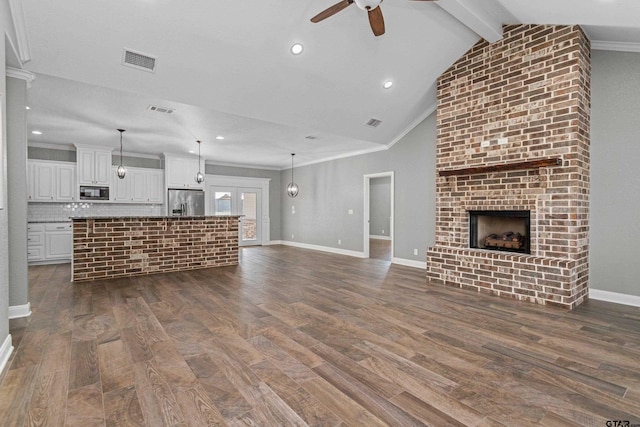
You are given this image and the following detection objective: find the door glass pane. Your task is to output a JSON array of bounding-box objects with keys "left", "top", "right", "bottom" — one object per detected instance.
[
  {"left": 241, "top": 192, "right": 257, "bottom": 242},
  {"left": 215, "top": 192, "right": 232, "bottom": 215}
]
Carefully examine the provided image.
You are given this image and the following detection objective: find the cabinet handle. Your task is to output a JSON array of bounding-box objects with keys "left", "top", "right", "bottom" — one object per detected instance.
[
  {"left": 51, "top": 196, "right": 54, "bottom": 200},
  {"left": 56, "top": 226, "right": 66, "bottom": 230}
]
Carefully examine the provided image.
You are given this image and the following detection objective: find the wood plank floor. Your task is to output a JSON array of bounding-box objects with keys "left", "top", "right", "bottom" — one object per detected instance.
[
  {"left": 369, "top": 239, "right": 391, "bottom": 261},
  {"left": 2, "top": 245, "right": 640, "bottom": 426}
]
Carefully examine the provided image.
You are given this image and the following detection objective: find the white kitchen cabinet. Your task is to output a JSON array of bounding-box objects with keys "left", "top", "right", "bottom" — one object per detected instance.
[
  {"left": 164, "top": 154, "right": 205, "bottom": 189},
  {"left": 45, "top": 223, "right": 73, "bottom": 259},
  {"left": 147, "top": 170, "right": 163, "bottom": 203},
  {"left": 27, "top": 223, "right": 45, "bottom": 262},
  {"left": 28, "top": 160, "right": 76, "bottom": 202},
  {"left": 76, "top": 145, "right": 112, "bottom": 186},
  {"left": 28, "top": 222, "right": 72, "bottom": 263},
  {"left": 56, "top": 164, "right": 76, "bottom": 201},
  {"left": 33, "top": 162, "right": 56, "bottom": 201},
  {"left": 112, "top": 169, "right": 130, "bottom": 202},
  {"left": 111, "top": 166, "right": 164, "bottom": 203}
]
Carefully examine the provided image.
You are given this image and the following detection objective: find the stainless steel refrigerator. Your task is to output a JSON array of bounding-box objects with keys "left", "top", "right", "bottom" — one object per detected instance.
[{"left": 167, "top": 189, "right": 205, "bottom": 216}]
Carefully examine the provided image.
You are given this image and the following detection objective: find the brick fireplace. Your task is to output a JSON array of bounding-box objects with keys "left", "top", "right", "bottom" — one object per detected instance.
[{"left": 426, "top": 25, "right": 590, "bottom": 309}]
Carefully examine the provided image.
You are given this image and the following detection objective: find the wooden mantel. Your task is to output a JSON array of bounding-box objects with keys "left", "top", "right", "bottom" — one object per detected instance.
[{"left": 438, "top": 158, "right": 562, "bottom": 177}]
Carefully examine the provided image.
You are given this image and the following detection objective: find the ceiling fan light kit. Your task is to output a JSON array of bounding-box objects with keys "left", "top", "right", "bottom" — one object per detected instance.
[{"left": 310, "top": 0, "right": 435, "bottom": 37}]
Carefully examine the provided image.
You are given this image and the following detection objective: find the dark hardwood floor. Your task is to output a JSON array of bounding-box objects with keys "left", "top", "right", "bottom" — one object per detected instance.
[
  {"left": 1, "top": 245, "right": 640, "bottom": 426},
  {"left": 369, "top": 238, "right": 391, "bottom": 261}
]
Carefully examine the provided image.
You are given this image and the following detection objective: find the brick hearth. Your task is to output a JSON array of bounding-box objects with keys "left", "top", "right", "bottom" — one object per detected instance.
[{"left": 426, "top": 25, "right": 590, "bottom": 309}]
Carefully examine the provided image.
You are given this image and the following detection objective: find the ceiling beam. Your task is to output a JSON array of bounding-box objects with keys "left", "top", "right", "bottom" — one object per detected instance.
[{"left": 436, "top": 0, "right": 504, "bottom": 43}]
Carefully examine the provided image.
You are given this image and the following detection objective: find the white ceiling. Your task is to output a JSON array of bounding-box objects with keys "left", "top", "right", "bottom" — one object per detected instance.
[{"left": 13, "top": 0, "right": 640, "bottom": 169}]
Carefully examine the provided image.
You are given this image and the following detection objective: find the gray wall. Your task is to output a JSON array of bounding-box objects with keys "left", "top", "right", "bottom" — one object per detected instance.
[
  {"left": 7, "top": 77, "right": 29, "bottom": 308},
  {"left": 369, "top": 176, "right": 390, "bottom": 237},
  {"left": 206, "top": 164, "right": 282, "bottom": 241},
  {"left": 2, "top": 2, "right": 18, "bottom": 365},
  {"left": 590, "top": 50, "right": 640, "bottom": 297},
  {"left": 281, "top": 113, "right": 437, "bottom": 262}
]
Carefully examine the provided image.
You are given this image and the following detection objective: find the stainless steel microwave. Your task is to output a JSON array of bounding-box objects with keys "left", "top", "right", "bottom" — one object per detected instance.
[{"left": 79, "top": 186, "right": 109, "bottom": 201}]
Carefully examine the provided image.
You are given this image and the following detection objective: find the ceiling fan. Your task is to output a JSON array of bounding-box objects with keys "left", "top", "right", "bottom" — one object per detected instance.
[{"left": 311, "top": 0, "right": 437, "bottom": 37}]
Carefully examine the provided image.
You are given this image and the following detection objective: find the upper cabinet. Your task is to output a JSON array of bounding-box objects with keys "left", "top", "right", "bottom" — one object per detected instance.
[
  {"left": 28, "top": 160, "right": 76, "bottom": 202},
  {"left": 164, "top": 154, "right": 205, "bottom": 190},
  {"left": 75, "top": 144, "right": 112, "bottom": 186},
  {"left": 111, "top": 166, "right": 164, "bottom": 204}
]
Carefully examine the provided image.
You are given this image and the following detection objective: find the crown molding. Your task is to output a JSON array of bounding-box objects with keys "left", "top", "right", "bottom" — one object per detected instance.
[
  {"left": 8, "top": 0, "right": 32, "bottom": 63},
  {"left": 5, "top": 67, "right": 35, "bottom": 88},
  {"left": 591, "top": 40, "right": 640, "bottom": 53}
]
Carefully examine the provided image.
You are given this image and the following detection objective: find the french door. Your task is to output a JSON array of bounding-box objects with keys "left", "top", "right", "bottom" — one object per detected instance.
[{"left": 211, "top": 187, "right": 262, "bottom": 246}]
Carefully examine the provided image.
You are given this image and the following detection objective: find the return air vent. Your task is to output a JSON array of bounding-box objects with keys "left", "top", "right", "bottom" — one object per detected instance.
[
  {"left": 122, "top": 49, "right": 157, "bottom": 72},
  {"left": 147, "top": 105, "right": 175, "bottom": 114},
  {"left": 365, "top": 118, "right": 382, "bottom": 128},
  {"left": 305, "top": 135, "right": 318, "bottom": 140}
]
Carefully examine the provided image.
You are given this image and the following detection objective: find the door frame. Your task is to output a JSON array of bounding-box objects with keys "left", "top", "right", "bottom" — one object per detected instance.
[
  {"left": 363, "top": 171, "right": 394, "bottom": 259},
  {"left": 206, "top": 174, "right": 271, "bottom": 244}
]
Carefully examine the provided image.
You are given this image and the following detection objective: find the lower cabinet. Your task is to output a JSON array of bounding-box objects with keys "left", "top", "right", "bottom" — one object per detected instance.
[{"left": 28, "top": 222, "right": 72, "bottom": 263}]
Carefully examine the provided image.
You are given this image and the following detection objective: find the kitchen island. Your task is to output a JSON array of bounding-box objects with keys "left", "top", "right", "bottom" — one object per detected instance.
[{"left": 71, "top": 216, "right": 240, "bottom": 281}]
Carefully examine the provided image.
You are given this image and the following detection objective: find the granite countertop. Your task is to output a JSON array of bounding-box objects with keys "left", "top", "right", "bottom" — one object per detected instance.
[{"left": 70, "top": 215, "right": 243, "bottom": 220}]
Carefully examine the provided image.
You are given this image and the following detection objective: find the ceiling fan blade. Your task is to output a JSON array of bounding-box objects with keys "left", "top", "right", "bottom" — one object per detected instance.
[
  {"left": 368, "top": 6, "right": 385, "bottom": 37},
  {"left": 311, "top": 0, "right": 354, "bottom": 23}
]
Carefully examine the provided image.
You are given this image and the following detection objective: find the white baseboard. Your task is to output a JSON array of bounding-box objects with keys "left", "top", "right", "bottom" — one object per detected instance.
[
  {"left": 264, "top": 240, "right": 283, "bottom": 246},
  {"left": 8, "top": 302, "right": 31, "bottom": 319},
  {"left": 392, "top": 257, "right": 427, "bottom": 269},
  {"left": 590, "top": 289, "right": 640, "bottom": 308},
  {"left": 277, "top": 240, "right": 366, "bottom": 258},
  {"left": 369, "top": 235, "right": 391, "bottom": 241},
  {"left": 0, "top": 334, "right": 14, "bottom": 375}
]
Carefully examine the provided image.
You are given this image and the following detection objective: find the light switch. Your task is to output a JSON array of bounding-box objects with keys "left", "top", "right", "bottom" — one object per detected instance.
[{"left": 348, "top": 209, "right": 354, "bottom": 215}]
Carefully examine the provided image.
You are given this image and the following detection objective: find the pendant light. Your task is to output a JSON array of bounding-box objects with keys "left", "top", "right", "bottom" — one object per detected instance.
[
  {"left": 116, "top": 129, "right": 127, "bottom": 179},
  {"left": 195, "top": 140, "right": 205, "bottom": 184},
  {"left": 286, "top": 153, "right": 299, "bottom": 198}
]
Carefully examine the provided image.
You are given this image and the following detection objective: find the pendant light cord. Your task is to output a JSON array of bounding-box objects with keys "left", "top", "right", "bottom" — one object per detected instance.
[
  {"left": 117, "top": 129, "right": 126, "bottom": 167},
  {"left": 197, "top": 140, "right": 202, "bottom": 173}
]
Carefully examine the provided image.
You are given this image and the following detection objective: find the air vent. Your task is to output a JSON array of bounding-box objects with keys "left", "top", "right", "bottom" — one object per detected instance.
[
  {"left": 365, "top": 118, "right": 382, "bottom": 128},
  {"left": 122, "top": 49, "right": 157, "bottom": 72},
  {"left": 305, "top": 135, "right": 318, "bottom": 140},
  {"left": 147, "top": 105, "right": 175, "bottom": 114}
]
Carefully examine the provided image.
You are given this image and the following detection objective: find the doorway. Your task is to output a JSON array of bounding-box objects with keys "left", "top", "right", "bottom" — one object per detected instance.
[
  {"left": 211, "top": 187, "right": 262, "bottom": 246},
  {"left": 363, "top": 172, "right": 394, "bottom": 260}
]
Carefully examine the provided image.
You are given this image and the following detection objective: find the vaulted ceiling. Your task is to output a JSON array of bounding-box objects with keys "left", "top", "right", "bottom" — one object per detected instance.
[{"left": 12, "top": 0, "right": 640, "bottom": 169}]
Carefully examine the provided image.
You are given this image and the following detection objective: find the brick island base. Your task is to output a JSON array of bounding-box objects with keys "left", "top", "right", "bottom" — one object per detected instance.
[{"left": 72, "top": 216, "right": 240, "bottom": 281}]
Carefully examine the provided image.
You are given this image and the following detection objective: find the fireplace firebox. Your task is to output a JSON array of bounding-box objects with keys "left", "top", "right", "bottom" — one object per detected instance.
[{"left": 469, "top": 210, "right": 531, "bottom": 254}]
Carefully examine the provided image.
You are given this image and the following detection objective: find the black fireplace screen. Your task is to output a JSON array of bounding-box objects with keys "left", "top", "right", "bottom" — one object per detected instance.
[{"left": 469, "top": 210, "right": 531, "bottom": 254}]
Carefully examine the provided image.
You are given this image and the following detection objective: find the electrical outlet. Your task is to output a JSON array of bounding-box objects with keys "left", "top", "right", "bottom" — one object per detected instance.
[
  {"left": 338, "top": 239, "right": 341, "bottom": 245},
  {"left": 481, "top": 140, "right": 490, "bottom": 148},
  {"left": 414, "top": 249, "right": 418, "bottom": 256},
  {"left": 382, "top": 229, "right": 384, "bottom": 234},
  {"left": 291, "top": 234, "right": 294, "bottom": 239},
  {"left": 291, "top": 205, "right": 295, "bottom": 214}
]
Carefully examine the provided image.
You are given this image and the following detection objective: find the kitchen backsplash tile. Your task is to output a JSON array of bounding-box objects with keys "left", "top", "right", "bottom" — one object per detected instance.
[{"left": 28, "top": 202, "right": 164, "bottom": 222}]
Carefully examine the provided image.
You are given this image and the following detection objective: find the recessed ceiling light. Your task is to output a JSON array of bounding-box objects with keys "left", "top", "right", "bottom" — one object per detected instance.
[
  {"left": 215, "top": 136, "right": 225, "bottom": 140},
  {"left": 188, "top": 150, "right": 195, "bottom": 154},
  {"left": 25, "top": 106, "right": 30, "bottom": 110},
  {"left": 32, "top": 130, "right": 42, "bottom": 135},
  {"left": 291, "top": 43, "right": 304, "bottom": 55},
  {"left": 383, "top": 80, "right": 393, "bottom": 89}
]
